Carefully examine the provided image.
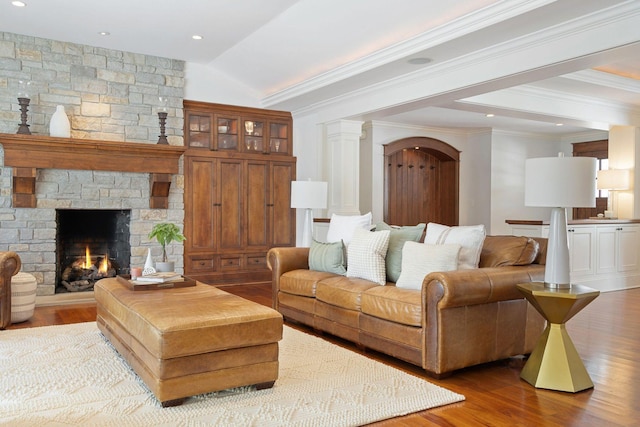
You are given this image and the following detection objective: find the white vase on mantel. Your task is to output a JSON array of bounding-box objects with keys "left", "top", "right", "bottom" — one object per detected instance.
[{"left": 50, "top": 105, "right": 71, "bottom": 138}]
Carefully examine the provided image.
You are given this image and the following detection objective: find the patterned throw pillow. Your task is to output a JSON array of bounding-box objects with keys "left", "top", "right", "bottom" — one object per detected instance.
[
  {"left": 424, "top": 223, "right": 486, "bottom": 269},
  {"left": 346, "top": 228, "right": 390, "bottom": 286},
  {"left": 308, "top": 239, "right": 346, "bottom": 275},
  {"left": 326, "top": 212, "right": 372, "bottom": 246},
  {"left": 396, "top": 242, "right": 461, "bottom": 290}
]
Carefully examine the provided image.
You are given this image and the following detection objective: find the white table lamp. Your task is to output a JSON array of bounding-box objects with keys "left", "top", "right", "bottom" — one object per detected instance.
[
  {"left": 525, "top": 154, "right": 597, "bottom": 288},
  {"left": 291, "top": 180, "right": 328, "bottom": 247},
  {"left": 596, "top": 169, "right": 630, "bottom": 219}
]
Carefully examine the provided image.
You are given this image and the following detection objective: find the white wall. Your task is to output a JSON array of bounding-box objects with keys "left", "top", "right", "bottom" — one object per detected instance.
[
  {"left": 184, "top": 62, "right": 262, "bottom": 106},
  {"left": 462, "top": 131, "right": 492, "bottom": 228},
  {"left": 490, "top": 131, "right": 562, "bottom": 235}
]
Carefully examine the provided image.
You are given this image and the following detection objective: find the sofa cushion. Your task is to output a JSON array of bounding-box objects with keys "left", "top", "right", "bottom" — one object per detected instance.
[
  {"left": 479, "top": 235, "right": 540, "bottom": 267},
  {"left": 326, "top": 212, "right": 372, "bottom": 246},
  {"left": 280, "top": 269, "right": 338, "bottom": 297},
  {"left": 346, "top": 228, "right": 391, "bottom": 286},
  {"left": 309, "top": 239, "right": 346, "bottom": 275},
  {"left": 361, "top": 285, "right": 423, "bottom": 327},
  {"left": 396, "top": 242, "right": 461, "bottom": 290},
  {"left": 424, "top": 223, "right": 486, "bottom": 269},
  {"left": 316, "top": 276, "right": 380, "bottom": 311},
  {"left": 375, "top": 222, "right": 426, "bottom": 282}
]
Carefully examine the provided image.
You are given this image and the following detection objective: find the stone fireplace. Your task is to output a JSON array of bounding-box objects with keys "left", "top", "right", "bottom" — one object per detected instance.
[
  {"left": 0, "top": 135, "right": 185, "bottom": 298},
  {"left": 56, "top": 209, "right": 131, "bottom": 293},
  {"left": 0, "top": 31, "right": 188, "bottom": 299}
]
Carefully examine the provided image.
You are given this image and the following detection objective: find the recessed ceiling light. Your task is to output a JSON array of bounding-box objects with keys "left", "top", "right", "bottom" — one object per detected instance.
[
  {"left": 12, "top": 1, "right": 26, "bottom": 7},
  {"left": 556, "top": 123, "right": 564, "bottom": 126},
  {"left": 192, "top": 35, "right": 203, "bottom": 40},
  {"left": 485, "top": 113, "right": 495, "bottom": 118},
  {"left": 98, "top": 31, "right": 110, "bottom": 36},
  {"left": 407, "top": 57, "right": 431, "bottom": 65}
]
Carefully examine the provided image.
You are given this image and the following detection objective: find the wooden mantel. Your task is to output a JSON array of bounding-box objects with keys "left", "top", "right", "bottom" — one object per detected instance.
[{"left": 0, "top": 133, "right": 186, "bottom": 208}]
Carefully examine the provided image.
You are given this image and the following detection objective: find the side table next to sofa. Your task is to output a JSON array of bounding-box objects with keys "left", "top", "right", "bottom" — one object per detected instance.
[{"left": 517, "top": 282, "right": 599, "bottom": 393}]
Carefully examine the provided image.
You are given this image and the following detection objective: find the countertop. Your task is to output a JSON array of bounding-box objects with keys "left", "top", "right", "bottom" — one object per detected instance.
[{"left": 506, "top": 219, "right": 640, "bottom": 225}]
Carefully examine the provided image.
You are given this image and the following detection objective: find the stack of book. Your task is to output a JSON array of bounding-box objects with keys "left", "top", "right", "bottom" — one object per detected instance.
[{"left": 134, "top": 272, "right": 182, "bottom": 284}]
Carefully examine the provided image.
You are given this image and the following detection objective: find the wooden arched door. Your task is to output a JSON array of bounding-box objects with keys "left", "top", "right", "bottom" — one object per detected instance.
[{"left": 384, "top": 137, "right": 460, "bottom": 226}]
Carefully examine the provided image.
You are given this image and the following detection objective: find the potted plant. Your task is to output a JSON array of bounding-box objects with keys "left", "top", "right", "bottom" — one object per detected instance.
[{"left": 148, "top": 222, "right": 186, "bottom": 272}]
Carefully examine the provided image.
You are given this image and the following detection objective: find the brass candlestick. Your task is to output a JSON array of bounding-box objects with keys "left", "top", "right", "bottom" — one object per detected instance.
[
  {"left": 17, "top": 97, "right": 31, "bottom": 135},
  {"left": 157, "top": 112, "right": 168, "bottom": 145}
]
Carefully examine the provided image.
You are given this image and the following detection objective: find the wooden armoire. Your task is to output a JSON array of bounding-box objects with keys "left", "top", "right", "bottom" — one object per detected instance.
[{"left": 183, "top": 101, "right": 296, "bottom": 284}]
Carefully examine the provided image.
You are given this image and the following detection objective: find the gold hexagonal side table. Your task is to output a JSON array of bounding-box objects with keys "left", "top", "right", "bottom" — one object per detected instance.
[{"left": 517, "top": 282, "right": 599, "bottom": 393}]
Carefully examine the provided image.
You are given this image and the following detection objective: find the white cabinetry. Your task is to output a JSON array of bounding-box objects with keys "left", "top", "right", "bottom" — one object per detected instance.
[
  {"left": 508, "top": 221, "right": 640, "bottom": 291},
  {"left": 568, "top": 226, "right": 596, "bottom": 278},
  {"left": 596, "top": 225, "right": 639, "bottom": 275}
]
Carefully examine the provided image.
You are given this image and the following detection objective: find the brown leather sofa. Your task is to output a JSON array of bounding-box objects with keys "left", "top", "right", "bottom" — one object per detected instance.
[{"left": 268, "top": 235, "right": 547, "bottom": 377}]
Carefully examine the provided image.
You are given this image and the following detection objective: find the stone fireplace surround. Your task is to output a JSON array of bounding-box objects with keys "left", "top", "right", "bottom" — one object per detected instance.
[{"left": 0, "top": 135, "right": 186, "bottom": 299}]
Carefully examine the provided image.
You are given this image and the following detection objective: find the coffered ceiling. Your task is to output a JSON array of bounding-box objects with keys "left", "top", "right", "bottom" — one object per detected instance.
[{"left": 2, "top": 0, "right": 639, "bottom": 136}]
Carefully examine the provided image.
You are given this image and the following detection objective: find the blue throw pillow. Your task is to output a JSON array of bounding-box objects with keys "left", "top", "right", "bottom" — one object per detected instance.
[{"left": 375, "top": 222, "right": 426, "bottom": 282}]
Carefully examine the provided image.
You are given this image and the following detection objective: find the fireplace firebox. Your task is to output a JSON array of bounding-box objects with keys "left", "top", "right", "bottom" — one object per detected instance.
[{"left": 56, "top": 209, "right": 131, "bottom": 293}]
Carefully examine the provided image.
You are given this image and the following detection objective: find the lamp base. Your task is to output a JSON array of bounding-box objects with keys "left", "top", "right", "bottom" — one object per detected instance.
[
  {"left": 300, "top": 208, "right": 313, "bottom": 247},
  {"left": 544, "top": 207, "right": 571, "bottom": 288},
  {"left": 543, "top": 281, "right": 572, "bottom": 290}
]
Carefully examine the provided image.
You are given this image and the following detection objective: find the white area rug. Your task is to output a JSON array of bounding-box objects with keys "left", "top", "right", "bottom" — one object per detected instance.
[{"left": 0, "top": 322, "right": 463, "bottom": 426}]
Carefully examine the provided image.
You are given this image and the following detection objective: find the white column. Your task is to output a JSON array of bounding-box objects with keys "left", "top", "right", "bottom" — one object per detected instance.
[
  {"left": 324, "top": 120, "right": 363, "bottom": 216},
  {"left": 608, "top": 126, "right": 639, "bottom": 219}
]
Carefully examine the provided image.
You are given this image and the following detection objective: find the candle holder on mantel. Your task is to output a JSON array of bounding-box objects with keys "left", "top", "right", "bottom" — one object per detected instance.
[
  {"left": 17, "top": 97, "right": 31, "bottom": 135},
  {"left": 16, "top": 80, "right": 32, "bottom": 135},
  {"left": 157, "top": 96, "right": 168, "bottom": 145}
]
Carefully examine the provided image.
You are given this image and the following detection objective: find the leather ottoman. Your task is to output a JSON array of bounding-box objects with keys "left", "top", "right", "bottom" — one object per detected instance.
[{"left": 94, "top": 278, "right": 283, "bottom": 407}]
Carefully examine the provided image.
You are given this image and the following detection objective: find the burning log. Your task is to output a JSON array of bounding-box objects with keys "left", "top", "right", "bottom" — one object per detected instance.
[
  {"left": 61, "top": 279, "right": 93, "bottom": 292},
  {"left": 59, "top": 248, "right": 118, "bottom": 292}
]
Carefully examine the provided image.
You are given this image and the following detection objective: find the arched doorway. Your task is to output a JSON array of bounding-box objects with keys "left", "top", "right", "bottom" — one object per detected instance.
[{"left": 384, "top": 137, "right": 460, "bottom": 226}]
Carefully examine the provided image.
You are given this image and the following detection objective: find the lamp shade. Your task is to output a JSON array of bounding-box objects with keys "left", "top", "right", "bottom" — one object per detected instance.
[
  {"left": 597, "top": 169, "right": 630, "bottom": 190},
  {"left": 525, "top": 156, "right": 597, "bottom": 208},
  {"left": 291, "top": 181, "right": 328, "bottom": 209}
]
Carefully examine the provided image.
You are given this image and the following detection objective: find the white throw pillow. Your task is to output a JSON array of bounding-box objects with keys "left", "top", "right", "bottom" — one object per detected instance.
[
  {"left": 424, "top": 223, "right": 486, "bottom": 269},
  {"left": 396, "top": 242, "right": 461, "bottom": 290},
  {"left": 326, "top": 212, "right": 373, "bottom": 246},
  {"left": 346, "top": 228, "right": 390, "bottom": 286}
]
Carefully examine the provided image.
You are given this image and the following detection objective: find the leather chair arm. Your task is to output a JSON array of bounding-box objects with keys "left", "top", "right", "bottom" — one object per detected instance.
[
  {"left": 422, "top": 265, "right": 545, "bottom": 310},
  {"left": 0, "top": 251, "right": 22, "bottom": 329},
  {"left": 267, "top": 247, "right": 310, "bottom": 310}
]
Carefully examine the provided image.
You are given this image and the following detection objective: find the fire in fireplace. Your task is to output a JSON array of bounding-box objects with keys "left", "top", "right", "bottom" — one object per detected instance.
[
  {"left": 56, "top": 209, "right": 131, "bottom": 293},
  {"left": 60, "top": 246, "right": 118, "bottom": 291}
]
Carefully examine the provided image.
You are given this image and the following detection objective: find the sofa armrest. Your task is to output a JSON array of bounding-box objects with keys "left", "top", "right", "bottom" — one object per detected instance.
[
  {"left": 0, "top": 251, "right": 22, "bottom": 329},
  {"left": 422, "top": 265, "right": 545, "bottom": 310},
  {"left": 267, "top": 247, "right": 310, "bottom": 310},
  {"left": 422, "top": 264, "right": 545, "bottom": 375}
]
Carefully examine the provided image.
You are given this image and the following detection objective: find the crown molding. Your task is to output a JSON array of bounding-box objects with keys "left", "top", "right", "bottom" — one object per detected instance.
[
  {"left": 262, "top": 0, "right": 556, "bottom": 106},
  {"left": 562, "top": 69, "right": 640, "bottom": 93},
  {"left": 267, "top": 1, "right": 640, "bottom": 119}
]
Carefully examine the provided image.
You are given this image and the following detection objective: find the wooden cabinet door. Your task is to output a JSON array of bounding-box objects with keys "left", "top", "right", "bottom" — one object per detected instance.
[
  {"left": 186, "top": 111, "right": 213, "bottom": 149},
  {"left": 384, "top": 137, "right": 459, "bottom": 227},
  {"left": 217, "top": 159, "right": 243, "bottom": 251},
  {"left": 246, "top": 160, "right": 269, "bottom": 250},
  {"left": 185, "top": 157, "right": 216, "bottom": 251},
  {"left": 270, "top": 161, "right": 296, "bottom": 247}
]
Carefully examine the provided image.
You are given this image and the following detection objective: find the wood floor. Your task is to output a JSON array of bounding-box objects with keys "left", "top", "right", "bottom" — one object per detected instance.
[{"left": 7, "top": 283, "right": 639, "bottom": 426}]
